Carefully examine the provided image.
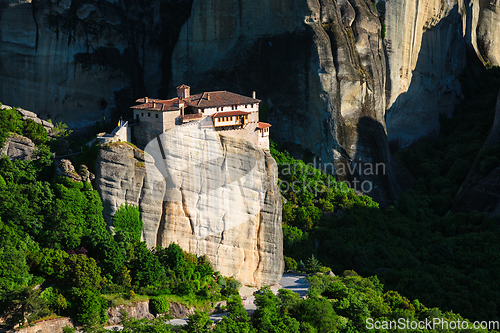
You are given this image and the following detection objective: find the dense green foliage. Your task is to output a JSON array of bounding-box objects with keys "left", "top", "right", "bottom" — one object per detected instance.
[
  {"left": 113, "top": 202, "right": 143, "bottom": 243},
  {"left": 89, "top": 272, "right": 494, "bottom": 333},
  {"left": 272, "top": 140, "right": 500, "bottom": 321},
  {"left": 0, "top": 107, "right": 237, "bottom": 329}
]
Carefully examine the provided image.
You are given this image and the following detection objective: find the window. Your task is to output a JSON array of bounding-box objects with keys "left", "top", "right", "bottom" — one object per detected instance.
[
  {"left": 141, "top": 113, "right": 144, "bottom": 117},
  {"left": 148, "top": 113, "right": 150, "bottom": 117},
  {"left": 245, "top": 104, "right": 247, "bottom": 108},
  {"left": 156, "top": 114, "right": 158, "bottom": 118},
  {"left": 251, "top": 104, "right": 254, "bottom": 108}
]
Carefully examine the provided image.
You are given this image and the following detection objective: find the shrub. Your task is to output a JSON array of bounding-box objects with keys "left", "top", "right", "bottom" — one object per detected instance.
[
  {"left": 62, "top": 325, "right": 76, "bottom": 333},
  {"left": 222, "top": 276, "right": 241, "bottom": 296},
  {"left": 23, "top": 118, "right": 48, "bottom": 146},
  {"left": 150, "top": 295, "right": 170, "bottom": 315},
  {"left": 284, "top": 256, "right": 297, "bottom": 271},
  {"left": 113, "top": 202, "right": 143, "bottom": 242},
  {"left": 0, "top": 106, "right": 22, "bottom": 148}
]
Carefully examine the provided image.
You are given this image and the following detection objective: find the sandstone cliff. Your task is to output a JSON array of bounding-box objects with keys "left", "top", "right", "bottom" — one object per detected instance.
[
  {"left": 383, "top": 0, "right": 466, "bottom": 146},
  {"left": 0, "top": 134, "right": 36, "bottom": 161},
  {"left": 95, "top": 142, "right": 166, "bottom": 246},
  {"left": 95, "top": 126, "right": 283, "bottom": 287},
  {"left": 470, "top": 0, "right": 500, "bottom": 66}
]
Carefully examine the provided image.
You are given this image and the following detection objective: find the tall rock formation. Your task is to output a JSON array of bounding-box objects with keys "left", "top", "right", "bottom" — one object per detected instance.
[
  {"left": 95, "top": 125, "right": 283, "bottom": 287},
  {"left": 471, "top": 0, "right": 500, "bottom": 66},
  {"left": 383, "top": 0, "right": 467, "bottom": 147}
]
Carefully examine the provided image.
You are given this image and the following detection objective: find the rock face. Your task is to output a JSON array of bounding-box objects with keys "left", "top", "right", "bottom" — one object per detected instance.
[
  {"left": 452, "top": 89, "right": 500, "bottom": 216},
  {"left": 14, "top": 107, "right": 54, "bottom": 133},
  {"left": 56, "top": 159, "right": 95, "bottom": 183},
  {"left": 383, "top": 0, "right": 467, "bottom": 147},
  {"left": 5, "top": 0, "right": 500, "bottom": 203},
  {"left": 95, "top": 142, "right": 166, "bottom": 245},
  {"left": 171, "top": 0, "right": 403, "bottom": 203},
  {"left": 0, "top": 0, "right": 192, "bottom": 127},
  {"left": 0, "top": 134, "right": 36, "bottom": 161},
  {"left": 106, "top": 301, "right": 154, "bottom": 325},
  {"left": 472, "top": 0, "right": 500, "bottom": 66},
  {"left": 6, "top": 317, "right": 75, "bottom": 333},
  {"left": 95, "top": 130, "right": 283, "bottom": 287}
]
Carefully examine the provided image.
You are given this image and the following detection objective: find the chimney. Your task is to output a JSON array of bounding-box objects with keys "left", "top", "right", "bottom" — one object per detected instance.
[
  {"left": 145, "top": 97, "right": 149, "bottom": 103},
  {"left": 152, "top": 101, "right": 156, "bottom": 108},
  {"left": 177, "top": 85, "right": 190, "bottom": 99},
  {"left": 252, "top": 91, "right": 256, "bottom": 99},
  {"left": 207, "top": 93, "right": 210, "bottom": 101}
]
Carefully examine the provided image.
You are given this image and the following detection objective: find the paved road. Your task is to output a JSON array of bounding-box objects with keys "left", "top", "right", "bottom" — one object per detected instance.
[
  {"left": 279, "top": 273, "right": 309, "bottom": 298},
  {"left": 104, "top": 273, "right": 309, "bottom": 330}
]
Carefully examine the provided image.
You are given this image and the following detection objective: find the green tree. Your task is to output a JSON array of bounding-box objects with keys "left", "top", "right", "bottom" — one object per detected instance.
[
  {"left": 0, "top": 220, "right": 33, "bottom": 313},
  {"left": 305, "top": 255, "right": 322, "bottom": 274},
  {"left": 31, "top": 248, "right": 69, "bottom": 280},
  {"left": 72, "top": 289, "right": 105, "bottom": 329},
  {"left": 22, "top": 118, "right": 48, "bottom": 146},
  {"left": 4, "top": 285, "right": 50, "bottom": 327},
  {"left": 184, "top": 310, "right": 212, "bottom": 333},
  {"left": 66, "top": 254, "right": 103, "bottom": 291},
  {"left": 252, "top": 286, "right": 300, "bottom": 333},
  {"left": 0, "top": 106, "right": 22, "bottom": 148},
  {"left": 113, "top": 202, "right": 143, "bottom": 242},
  {"left": 293, "top": 297, "right": 344, "bottom": 333},
  {"left": 129, "top": 242, "right": 166, "bottom": 287}
]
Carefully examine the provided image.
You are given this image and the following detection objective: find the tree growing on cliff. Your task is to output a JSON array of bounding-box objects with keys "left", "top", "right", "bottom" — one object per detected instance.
[
  {"left": 22, "top": 119, "right": 48, "bottom": 146},
  {"left": 113, "top": 202, "right": 143, "bottom": 243},
  {"left": 0, "top": 105, "right": 22, "bottom": 148}
]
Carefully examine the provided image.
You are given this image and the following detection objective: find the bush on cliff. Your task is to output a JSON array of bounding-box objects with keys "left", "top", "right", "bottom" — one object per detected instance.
[
  {"left": 0, "top": 105, "right": 22, "bottom": 148},
  {"left": 113, "top": 202, "right": 143, "bottom": 242}
]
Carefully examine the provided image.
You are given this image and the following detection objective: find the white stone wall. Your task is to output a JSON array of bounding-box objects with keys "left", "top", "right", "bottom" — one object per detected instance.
[
  {"left": 258, "top": 135, "right": 270, "bottom": 150},
  {"left": 199, "top": 103, "right": 259, "bottom": 116},
  {"left": 97, "top": 121, "right": 130, "bottom": 144}
]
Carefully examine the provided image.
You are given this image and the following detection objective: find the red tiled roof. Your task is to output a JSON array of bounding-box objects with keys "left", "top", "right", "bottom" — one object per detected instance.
[
  {"left": 258, "top": 122, "right": 272, "bottom": 129},
  {"left": 184, "top": 91, "right": 260, "bottom": 108},
  {"left": 211, "top": 111, "right": 251, "bottom": 118},
  {"left": 133, "top": 89, "right": 260, "bottom": 112},
  {"left": 131, "top": 98, "right": 184, "bottom": 112}
]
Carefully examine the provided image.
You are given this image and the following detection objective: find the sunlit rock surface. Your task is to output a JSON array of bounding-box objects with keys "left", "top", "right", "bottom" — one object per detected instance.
[{"left": 96, "top": 124, "right": 283, "bottom": 287}]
